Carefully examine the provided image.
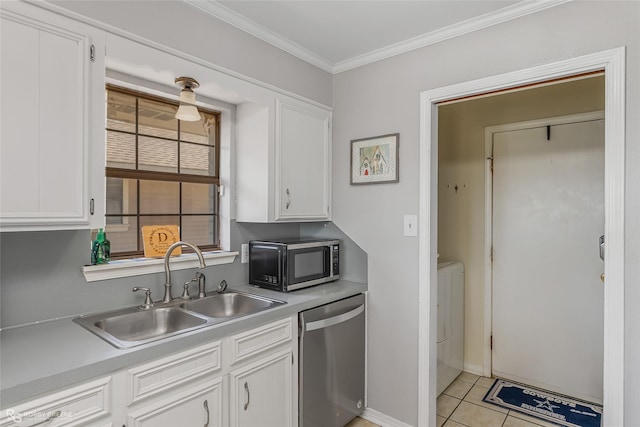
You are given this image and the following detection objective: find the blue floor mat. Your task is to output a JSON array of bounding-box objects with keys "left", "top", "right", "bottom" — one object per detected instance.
[{"left": 483, "top": 379, "right": 602, "bottom": 427}]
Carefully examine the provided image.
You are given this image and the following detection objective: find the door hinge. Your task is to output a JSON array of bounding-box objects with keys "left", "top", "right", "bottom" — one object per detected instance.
[
  {"left": 490, "top": 246, "right": 494, "bottom": 262},
  {"left": 490, "top": 335, "right": 493, "bottom": 350},
  {"left": 291, "top": 353, "right": 294, "bottom": 365},
  {"left": 90, "top": 44, "right": 95, "bottom": 62}
]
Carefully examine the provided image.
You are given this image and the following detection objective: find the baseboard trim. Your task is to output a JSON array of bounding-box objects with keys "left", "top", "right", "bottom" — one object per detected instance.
[
  {"left": 463, "top": 362, "right": 485, "bottom": 377},
  {"left": 362, "top": 408, "right": 413, "bottom": 427}
]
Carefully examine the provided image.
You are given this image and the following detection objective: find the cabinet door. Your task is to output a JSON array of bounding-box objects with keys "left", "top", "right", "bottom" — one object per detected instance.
[
  {"left": 276, "top": 100, "right": 331, "bottom": 221},
  {"left": 126, "top": 378, "right": 223, "bottom": 427},
  {"left": 229, "top": 351, "right": 292, "bottom": 427},
  {"left": 0, "top": 2, "right": 105, "bottom": 231}
]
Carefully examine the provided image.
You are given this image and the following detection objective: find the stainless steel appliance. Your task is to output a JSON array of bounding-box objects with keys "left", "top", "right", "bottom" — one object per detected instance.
[
  {"left": 249, "top": 239, "right": 339, "bottom": 292},
  {"left": 299, "top": 294, "right": 365, "bottom": 427}
]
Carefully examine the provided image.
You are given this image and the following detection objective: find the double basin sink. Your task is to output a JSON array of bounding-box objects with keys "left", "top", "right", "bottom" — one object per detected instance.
[{"left": 74, "top": 291, "right": 285, "bottom": 349}]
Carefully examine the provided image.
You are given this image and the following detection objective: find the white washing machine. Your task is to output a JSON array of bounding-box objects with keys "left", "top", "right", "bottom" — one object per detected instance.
[{"left": 437, "top": 261, "right": 464, "bottom": 396}]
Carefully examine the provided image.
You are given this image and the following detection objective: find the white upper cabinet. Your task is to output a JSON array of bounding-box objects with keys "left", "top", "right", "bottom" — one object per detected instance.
[
  {"left": 236, "top": 97, "right": 331, "bottom": 223},
  {"left": 275, "top": 99, "right": 331, "bottom": 221},
  {"left": 0, "top": 2, "right": 105, "bottom": 232}
]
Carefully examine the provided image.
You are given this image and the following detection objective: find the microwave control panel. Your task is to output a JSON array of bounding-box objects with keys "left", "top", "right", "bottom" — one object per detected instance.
[
  {"left": 260, "top": 274, "right": 280, "bottom": 285},
  {"left": 332, "top": 244, "right": 340, "bottom": 276}
]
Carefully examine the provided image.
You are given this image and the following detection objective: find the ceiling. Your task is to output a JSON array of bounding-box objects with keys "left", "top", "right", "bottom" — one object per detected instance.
[{"left": 183, "top": 0, "right": 569, "bottom": 74}]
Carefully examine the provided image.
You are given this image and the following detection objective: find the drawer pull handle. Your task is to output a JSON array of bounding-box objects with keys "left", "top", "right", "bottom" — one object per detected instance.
[
  {"left": 203, "top": 399, "right": 209, "bottom": 427},
  {"left": 285, "top": 188, "right": 291, "bottom": 209},
  {"left": 244, "top": 381, "right": 250, "bottom": 410}
]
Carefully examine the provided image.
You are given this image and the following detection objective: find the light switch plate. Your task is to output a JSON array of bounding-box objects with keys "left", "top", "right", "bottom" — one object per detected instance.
[
  {"left": 404, "top": 215, "right": 418, "bottom": 237},
  {"left": 241, "top": 243, "right": 249, "bottom": 263}
]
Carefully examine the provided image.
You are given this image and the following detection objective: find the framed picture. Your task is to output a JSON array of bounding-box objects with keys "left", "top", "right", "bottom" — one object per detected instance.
[{"left": 350, "top": 133, "right": 399, "bottom": 185}]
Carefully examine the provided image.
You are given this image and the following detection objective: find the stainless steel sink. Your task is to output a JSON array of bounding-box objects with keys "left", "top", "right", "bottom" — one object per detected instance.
[
  {"left": 180, "top": 292, "right": 285, "bottom": 319},
  {"left": 74, "top": 307, "right": 211, "bottom": 348},
  {"left": 74, "top": 291, "right": 285, "bottom": 349}
]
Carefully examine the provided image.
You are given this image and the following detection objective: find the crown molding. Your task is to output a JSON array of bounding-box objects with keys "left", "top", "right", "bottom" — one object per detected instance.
[
  {"left": 334, "top": 0, "right": 573, "bottom": 73},
  {"left": 182, "top": 0, "right": 335, "bottom": 73},
  {"left": 182, "top": 0, "right": 572, "bottom": 75}
]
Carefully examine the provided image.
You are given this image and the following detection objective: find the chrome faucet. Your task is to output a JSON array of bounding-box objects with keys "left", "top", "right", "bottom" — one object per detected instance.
[
  {"left": 163, "top": 241, "right": 206, "bottom": 303},
  {"left": 197, "top": 272, "right": 207, "bottom": 298},
  {"left": 182, "top": 271, "right": 206, "bottom": 300}
]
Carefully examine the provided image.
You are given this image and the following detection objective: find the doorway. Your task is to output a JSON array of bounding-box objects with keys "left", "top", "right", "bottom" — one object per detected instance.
[
  {"left": 488, "top": 112, "right": 605, "bottom": 404},
  {"left": 418, "top": 48, "right": 626, "bottom": 427}
]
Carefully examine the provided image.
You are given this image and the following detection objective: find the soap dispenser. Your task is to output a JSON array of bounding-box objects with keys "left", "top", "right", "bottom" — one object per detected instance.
[{"left": 91, "top": 228, "right": 111, "bottom": 265}]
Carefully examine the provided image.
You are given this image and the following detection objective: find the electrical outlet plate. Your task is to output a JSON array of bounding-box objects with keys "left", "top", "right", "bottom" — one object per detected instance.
[{"left": 241, "top": 243, "right": 249, "bottom": 263}]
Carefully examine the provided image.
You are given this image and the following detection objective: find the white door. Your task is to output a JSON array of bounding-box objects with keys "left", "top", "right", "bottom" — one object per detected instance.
[{"left": 491, "top": 116, "right": 604, "bottom": 404}]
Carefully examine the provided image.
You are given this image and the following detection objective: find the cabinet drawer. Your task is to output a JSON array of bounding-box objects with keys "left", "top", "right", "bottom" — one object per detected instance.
[
  {"left": 229, "top": 318, "right": 293, "bottom": 365},
  {"left": 127, "top": 341, "right": 221, "bottom": 405},
  {"left": 0, "top": 377, "right": 111, "bottom": 427},
  {"left": 127, "top": 378, "right": 223, "bottom": 427}
]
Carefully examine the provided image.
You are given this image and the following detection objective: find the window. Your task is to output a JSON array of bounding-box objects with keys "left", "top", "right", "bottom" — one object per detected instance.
[{"left": 104, "top": 86, "right": 221, "bottom": 258}]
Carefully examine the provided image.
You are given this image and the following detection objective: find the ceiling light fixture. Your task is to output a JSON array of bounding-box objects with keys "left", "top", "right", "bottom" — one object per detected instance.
[{"left": 174, "top": 77, "right": 201, "bottom": 122}]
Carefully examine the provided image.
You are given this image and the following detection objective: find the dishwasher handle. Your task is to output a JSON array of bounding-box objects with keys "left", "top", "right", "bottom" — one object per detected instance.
[{"left": 303, "top": 304, "right": 364, "bottom": 332}]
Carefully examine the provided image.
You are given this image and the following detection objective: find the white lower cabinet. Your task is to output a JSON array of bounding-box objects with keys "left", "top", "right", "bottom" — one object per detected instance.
[
  {"left": 1, "top": 317, "right": 297, "bottom": 427},
  {"left": 121, "top": 317, "right": 296, "bottom": 427},
  {"left": 122, "top": 341, "right": 224, "bottom": 427},
  {"left": 229, "top": 351, "right": 292, "bottom": 427}
]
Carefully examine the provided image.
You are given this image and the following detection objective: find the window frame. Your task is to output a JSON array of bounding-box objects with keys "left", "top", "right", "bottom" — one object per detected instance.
[{"left": 105, "top": 84, "right": 222, "bottom": 259}]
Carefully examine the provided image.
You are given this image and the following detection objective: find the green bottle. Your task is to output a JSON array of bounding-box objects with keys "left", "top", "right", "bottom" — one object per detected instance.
[{"left": 91, "top": 228, "right": 111, "bottom": 265}]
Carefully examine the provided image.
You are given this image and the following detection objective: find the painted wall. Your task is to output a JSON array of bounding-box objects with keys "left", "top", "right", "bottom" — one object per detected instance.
[
  {"left": 0, "top": 222, "right": 285, "bottom": 326},
  {"left": 0, "top": 1, "right": 369, "bottom": 329},
  {"left": 332, "top": 2, "right": 638, "bottom": 425},
  {"left": 51, "top": 0, "right": 333, "bottom": 107},
  {"left": 438, "top": 76, "right": 605, "bottom": 371},
  {"left": 0, "top": 220, "right": 366, "bottom": 327}
]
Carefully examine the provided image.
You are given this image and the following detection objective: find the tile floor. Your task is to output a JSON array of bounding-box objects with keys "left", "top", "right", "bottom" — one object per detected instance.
[
  {"left": 344, "top": 372, "right": 564, "bottom": 427},
  {"left": 345, "top": 416, "right": 379, "bottom": 427},
  {"left": 437, "top": 372, "right": 561, "bottom": 427}
]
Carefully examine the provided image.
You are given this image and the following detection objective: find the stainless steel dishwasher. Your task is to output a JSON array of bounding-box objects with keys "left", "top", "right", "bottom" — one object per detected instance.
[{"left": 299, "top": 293, "right": 365, "bottom": 427}]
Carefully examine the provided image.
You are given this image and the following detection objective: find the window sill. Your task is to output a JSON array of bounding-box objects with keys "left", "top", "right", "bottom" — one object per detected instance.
[{"left": 82, "top": 251, "right": 238, "bottom": 282}]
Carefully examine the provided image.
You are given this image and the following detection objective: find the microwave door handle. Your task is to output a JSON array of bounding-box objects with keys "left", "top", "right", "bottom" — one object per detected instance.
[
  {"left": 325, "top": 246, "right": 331, "bottom": 274},
  {"left": 279, "top": 246, "right": 283, "bottom": 285},
  {"left": 304, "top": 304, "right": 365, "bottom": 332}
]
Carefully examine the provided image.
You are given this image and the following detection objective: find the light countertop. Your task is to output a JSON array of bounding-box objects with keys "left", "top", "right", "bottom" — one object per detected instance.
[{"left": 0, "top": 280, "right": 367, "bottom": 407}]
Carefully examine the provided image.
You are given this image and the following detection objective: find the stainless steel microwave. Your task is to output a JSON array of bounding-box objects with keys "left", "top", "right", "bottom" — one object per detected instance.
[{"left": 249, "top": 239, "right": 340, "bottom": 292}]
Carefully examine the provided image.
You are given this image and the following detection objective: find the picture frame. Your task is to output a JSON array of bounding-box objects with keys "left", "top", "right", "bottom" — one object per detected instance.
[{"left": 350, "top": 133, "right": 399, "bottom": 185}]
